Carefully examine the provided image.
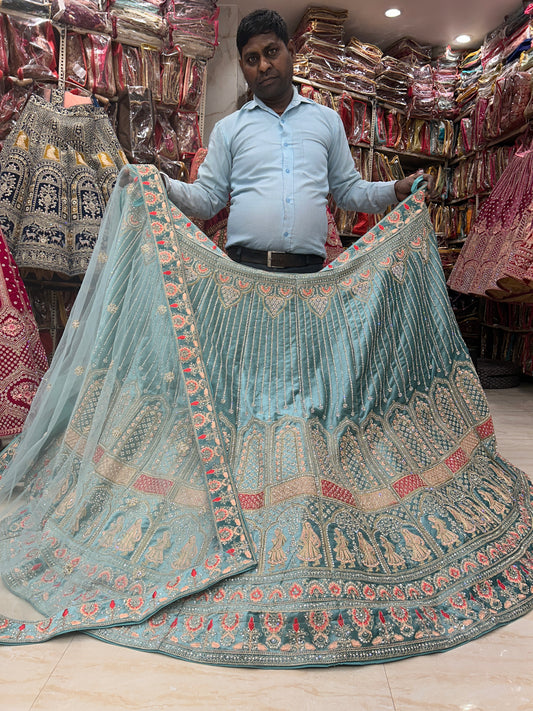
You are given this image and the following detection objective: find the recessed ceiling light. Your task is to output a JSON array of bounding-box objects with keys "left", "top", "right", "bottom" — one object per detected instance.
[
  {"left": 385, "top": 8, "right": 402, "bottom": 18},
  {"left": 454, "top": 34, "right": 472, "bottom": 44}
]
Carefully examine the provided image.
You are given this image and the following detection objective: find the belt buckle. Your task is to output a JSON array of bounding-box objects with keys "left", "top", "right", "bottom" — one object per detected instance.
[{"left": 267, "top": 251, "right": 274, "bottom": 268}]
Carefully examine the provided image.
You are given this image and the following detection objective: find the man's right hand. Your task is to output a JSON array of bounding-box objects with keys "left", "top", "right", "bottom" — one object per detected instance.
[{"left": 117, "top": 167, "right": 133, "bottom": 188}]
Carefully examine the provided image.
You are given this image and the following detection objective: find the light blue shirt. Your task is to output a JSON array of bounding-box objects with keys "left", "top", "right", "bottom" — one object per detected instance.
[{"left": 163, "top": 87, "right": 398, "bottom": 258}]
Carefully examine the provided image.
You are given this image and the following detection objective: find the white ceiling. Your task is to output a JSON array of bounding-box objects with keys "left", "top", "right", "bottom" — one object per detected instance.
[{"left": 229, "top": 0, "right": 525, "bottom": 50}]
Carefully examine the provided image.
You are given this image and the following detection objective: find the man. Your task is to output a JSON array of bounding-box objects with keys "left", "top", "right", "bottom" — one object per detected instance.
[{"left": 162, "top": 9, "right": 427, "bottom": 273}]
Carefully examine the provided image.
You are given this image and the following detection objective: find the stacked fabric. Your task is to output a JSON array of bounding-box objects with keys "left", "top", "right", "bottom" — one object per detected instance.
[
  {"left": 385, "top": 37, "right": 431, "bottom": 64},
  {"left": 50, "top": 0, "right": 110, "bottom": 33},
  {"left": 167, "top": 0, "right": 219, "bottom": 60},
  {"left": 108, "top": 0, "right": 168, "bottom": 48},
  {"left": 292, "top": 6, "right": 348, "bottom": 91},
  {"left": 343, "top": 37, "right": 381, "bottom": 96},
  {"left": 455, "top": 49, "right": 482, "bottom": 116},
  {"left": 385, "top": 38, "right": 431, "bottom": 116},
  {"left": 375, "top": 56, "right": 412, "bottom": 111},
  {"left": 431, "top": 46, "right": 460, "bottom": 118},
  {"left": 292, "top": 6, "right": 347, "bottom": 48}
]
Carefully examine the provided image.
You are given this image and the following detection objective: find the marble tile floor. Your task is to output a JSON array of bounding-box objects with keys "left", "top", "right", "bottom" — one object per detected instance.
[{"left": 0, "top": 383, "right": 532, "bottom": 711}]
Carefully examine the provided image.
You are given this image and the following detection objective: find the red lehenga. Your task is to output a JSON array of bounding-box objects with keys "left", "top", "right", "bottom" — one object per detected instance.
[
  {"left": 448, "top": 141, "right": 533, "bottom": 303},
  {"left": 0, "top": 229, "right": 48, "bottom": 439}
]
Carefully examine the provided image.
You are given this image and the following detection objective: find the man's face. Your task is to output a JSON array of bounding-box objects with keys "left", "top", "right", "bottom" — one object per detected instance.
[{"left": 239, "top": 32, "right": 295, "bottom": 107}]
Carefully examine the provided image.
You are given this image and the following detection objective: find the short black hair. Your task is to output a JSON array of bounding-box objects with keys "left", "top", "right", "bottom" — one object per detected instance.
[{"left": 236, "top": 9, "right": 289, "bottom": 55}]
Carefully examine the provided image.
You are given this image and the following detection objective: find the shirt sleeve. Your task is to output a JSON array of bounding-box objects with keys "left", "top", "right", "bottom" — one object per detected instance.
[
  {"left": 327, "top": 112, "right": 398, "bottom": 213},
  {"left": 161, "top": 121, "right": 232, "bottom": 219}
]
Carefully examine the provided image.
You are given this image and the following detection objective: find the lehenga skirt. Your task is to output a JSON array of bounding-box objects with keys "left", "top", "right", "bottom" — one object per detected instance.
[
  {"left": 0, "top": 92, "right": 128, "bottom": 277},
  {"left": 448, "top": 147, "right": 533, "bottom": 303},
  {"left": 0, "top": 166, "right": 532, "bottom": 668},
  {"left": 0, "top": 229, "right": 48, "bottom": 438}
]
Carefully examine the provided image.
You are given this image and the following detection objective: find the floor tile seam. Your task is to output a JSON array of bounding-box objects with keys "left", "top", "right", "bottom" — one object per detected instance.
[
  {"left": 383, "top": 664, "right": 399, "bottom": 711},
  {"left": 28, "top": 636, "right": 75, "bottom": 711}
]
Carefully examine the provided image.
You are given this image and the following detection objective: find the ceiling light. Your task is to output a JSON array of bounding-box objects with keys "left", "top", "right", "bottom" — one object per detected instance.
[
  {"left": 454, "top": 34, "right": 472, "bottom": 44},
  {"left": 385, "top": 8, "right": 401, "bottom": 18}
]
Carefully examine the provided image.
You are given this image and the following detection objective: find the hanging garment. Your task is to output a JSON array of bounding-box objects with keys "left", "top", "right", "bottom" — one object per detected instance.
[
  {"left": 0, "top": 165, "right": 532, "bottom": 668},
  {"left": 447, "top": 146, "right": 533, "bottom": 302},
  {"left": 0, "top": 91, "right": 127, "bottom": 277},
  {"left": 0, "top": 229, "right": 48, "bottom": 438}
]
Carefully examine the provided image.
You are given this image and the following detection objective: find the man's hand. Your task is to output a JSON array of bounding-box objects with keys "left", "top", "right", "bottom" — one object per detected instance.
[
  {"left": 117, "top": 166, "right": 133, "bottom": 188},
  {"left": 394, "top": 170, "right": 436, "bottom": 203}
]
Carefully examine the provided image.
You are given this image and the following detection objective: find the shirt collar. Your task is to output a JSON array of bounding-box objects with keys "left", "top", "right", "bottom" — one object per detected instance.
[{"left": 242, "top": 85, "right": 314, "bottom": 114}]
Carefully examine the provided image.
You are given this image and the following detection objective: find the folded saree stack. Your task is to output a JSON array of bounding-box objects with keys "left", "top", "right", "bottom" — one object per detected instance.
[
  {"left": 375, "top": 56, "right": 412, "bottom": 112},
  {"left": 167, "top": 0, "right": 220, "bottom": 60},
  {"left": 456, "top": 50, "right": 482, "bottom": 116},
  {"left": 0, "top": 165, "right": 532, "bottom": 668},
  {"left": 343, "top": 37, "right": 381, "bottom": 96},
  {"left": 108, "top": 0, "right": 168, "bottom": 48},
  {"left": 292, "top": 6, "right": 348, "bottom": 92}
]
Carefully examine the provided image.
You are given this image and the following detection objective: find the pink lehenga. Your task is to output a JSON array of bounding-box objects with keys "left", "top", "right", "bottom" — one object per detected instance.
[
  {"left": 447, "top": 141, "right": 533, "bottom": 303},
  {"left": 0, "top": 229, "right": 48, "bottom": 439}
]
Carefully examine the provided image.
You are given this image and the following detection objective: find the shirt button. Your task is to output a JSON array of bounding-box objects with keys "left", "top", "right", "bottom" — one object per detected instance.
[
  {"left": 286, "top": 197, "right": 291, "bottom": 203},
  {"left": 283, "top": 231, "right": 289, "bottom": 237},
  {"left": 283, "top": 142, "right": 288, "bottom": 147},
  {"left": 285, "top": 169, "right": 290, "bottom": 174}
]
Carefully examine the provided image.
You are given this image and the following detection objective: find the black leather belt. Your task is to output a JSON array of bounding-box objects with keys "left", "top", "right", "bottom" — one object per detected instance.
[{"left": 226, "top": 246, "right": 323, "bottom": 269}]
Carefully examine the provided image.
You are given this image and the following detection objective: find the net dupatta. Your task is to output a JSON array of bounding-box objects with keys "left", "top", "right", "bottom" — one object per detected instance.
[{"left": 0, "top": 164, "right": 255, "bottom": 635}]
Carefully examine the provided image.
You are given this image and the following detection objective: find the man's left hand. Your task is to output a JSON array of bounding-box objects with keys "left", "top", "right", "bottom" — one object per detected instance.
[{"left": 394, "top": 170, "right": 436, "bottom": 203}]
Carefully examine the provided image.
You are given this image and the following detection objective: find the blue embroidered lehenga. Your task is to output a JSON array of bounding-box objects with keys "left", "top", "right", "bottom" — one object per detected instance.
[{"left": 0, "top": 165, "right": 531, "bottom": 667}]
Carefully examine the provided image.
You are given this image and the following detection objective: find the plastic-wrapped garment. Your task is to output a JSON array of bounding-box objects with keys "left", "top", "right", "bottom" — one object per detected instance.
[
  {"left": 292, "top": 7, "right": 347, "bottom": 49},
  {"left": 168, "top": 1, "right": 219, "bottom": 60},
  {"left": 169, "top": 0, "right": 218, "bottom": 17},
  {"left": 113, "top": 44, "right": 143, "bottom": 94},
  {"left": 0, "top": 229, "right": 48, "bottom": 438},
  {"left": 86, "top": 34, "right": 116, "bottom": 98},
  {"left": 484, "top": 71, "right": 533, "bottom": 141},
  {"left": 172, "top": 108, "right": 202, "bottom": 162},
  {"left": 0, "top": 90, "right": 127, "bottom": 276},
  {"left": 455, "top": 117, "right": 473, "bottom": 157},
  {"left": 0, "top": 83, "right": 32, "bottom": 141},
  {"left": 376, "top": 57, "right": 412, "bottom": 110},
  {"left": 109, "top": 0, "right": 165, "bottom": 14},
  {"left": 154, "top": 108, "right": 183, "bottom": 180},
  {"left": 160, "top": 50, "right": 182, "bottom": 105},
  {"left": 298, "top": 83, "right": 335, "bottom": 109},
  {"left": 5, "top": 16, "right": 57, "bottom": 82},
  {"left": 499, "top": 71, "right": 533, "bottom": 134},
  {"left": 374, "top": 105, "right": 404, "bottom": 149},
  {"left": 0, "top": 0, "right": 49, "bottom": 14},
  {"left": 0, "top": 14, "right": 9, "bottom": 76},
  {"left": 385, "top": 37, "right": 431, "bottom": 64},
  {"left": 349, "top": 99, "right": 371, "bottom": 145},
  {"left": 65, "top": 32, "right": 87, "bottom": 89},
  {"left": 472, "top": 96, "right": 490, "bottom": 149},
  {"left": 117, "top": 86, "right": 155, "bottom": 164},
  {"left": 51, "top": 0, "right": 110, "bottom": 33},
  {"left": 345, "top": 36, "right": 382, "bottom": 68},
  {"left": 141, "top": 46, "right": 161, "bottom": 103},
  {"left": 65, "top": 32, "right": 116, "bottom": 99},
  {"left": 111, "top": 5, "right": 168, "bottom": 47},
  {"left": 179, "top": 56, "right": 206, "bottom": 111}
]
